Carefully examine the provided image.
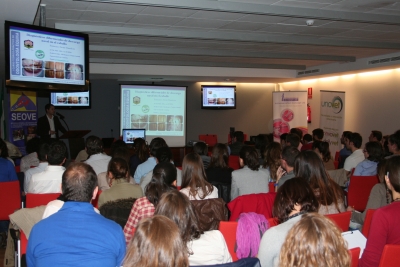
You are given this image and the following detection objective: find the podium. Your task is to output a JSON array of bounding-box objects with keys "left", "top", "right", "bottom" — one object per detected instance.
[{"left": 59, "top": 130, "right": 91, "bottom": 159}]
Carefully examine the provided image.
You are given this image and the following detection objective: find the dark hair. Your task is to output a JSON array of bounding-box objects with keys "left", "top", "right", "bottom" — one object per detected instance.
[
  {"left": 86, "top": 135, "right": 103, "bottom": 156},
  {"left": 47, "top": 140, "right": 67, "bottom": 165},
  {"left": 377, "top": 159, "right": 387, "bottom": 184},
  {"left": 343, "top": 131, "right": 352, "bottom": 139},
  {"left": 0, "top": 138, "right": 9, "bottom": 158},
  {"left": 273, "top": 178, "right": 319, "bottom": 223},
  {"left": 108, "top": 157, "right": 129, "bottom": 180},
  {"left": 112, "top": 146, "right": 131, "bottom": 163},
  {"left": 149, "top": 137, "right": 167, "bottom": 157},
  {"left": 388, "top": 133, "right": 400, "bottom": 152},
  {"left": 133, "top": 138, "right": 148, "bottom": 162},
  {"left": 348, "top": 132, "right": 362, "bottom": 149},
  {"left": 44, "top": 103, "right": 54, "bottom": 112},
  {"left": 209, "top": 143, "right": 229, "bottom": 169},
  {"left": 280, "top": 133, "right": 288, "bottom": 141},
  {"left": 312, "top": 141, "right": 332, "bottom": 163},
  {"left": 193, "top": 142, "right": 208, "bottom": 156},
  {"left": 234, "top": 131, "right": 244, "bottom": 143},
  {"left": 281, "top": 146, "right": 299, "bottom": 168},
  {"left": 263, "top": 142, "right": 282, "bottom": 180},
  {"left": 290, "top": 128, "right": 303, "bottom": 139},
  {"left": 239, "top": 146, "right": 260, "bottom": 171},
  {"left": 255, "top": 134, "right": 269, "bottom": 158},
  {"left": 365, "top": 141, "right": 383, "bottom": 162},
  {"left": 26, "top": 137, "right": 41, "bottom": 154},
  {"left": 62, "top": 162, "right": 98, "bottom": 202},
  {"left": 371, "top": 131, "right": 383, "bottom": 142},
  {"left": 110, "top": 140, "right": 127, "bottom": 156},
  {"left": 38, "top": 142, "right": 49, "bottom": 161},
  {"left": 303, "top": 134, "right": 312, "bottom": 143},
  {"left": 386, "top": 156, "right": 400, "bottom": 193},
  {"left": 181, "top": 152, "right": 213, "bottom": 199},
  {"left": 155, "top": 146, "right": 173, "bottom": 163},
  {"left": 294, "top": 151, "right": 344, "bottom": 211},
  {"left": 145, "top": 162, "right": 177, "bottom": 206},
  {"left": 312, "top": 128, "right": 324, "bottom": 140},
  {"left": 155, "top": 191, "right": 203, "bottom": 247},
  {"left": 286, "top": 133, "right": 300, "bottom": 148}
]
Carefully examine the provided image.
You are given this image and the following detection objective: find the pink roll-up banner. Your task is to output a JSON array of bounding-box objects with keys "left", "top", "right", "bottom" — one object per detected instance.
[{"left": 273, "top": 91, "right": 308, "bottom": 142}]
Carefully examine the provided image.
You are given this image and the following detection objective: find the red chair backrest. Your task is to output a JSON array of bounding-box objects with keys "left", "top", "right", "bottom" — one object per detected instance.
[
  {"left": 379, "top": 244, "right": 400, "bottom": 267},
  {"left": 325, "top": 211, "right": 351, "bottom": 232},
  {"left": 349, "top": 247, "right": 360, "bottom": 267},
  {"left": 268, "top": 182, "right": 275, "bottom": 193},
  {"left": 20, "top": 230, "right": 28, "bottom": 256},
  {"left": 362, "top": 209, "right": 376, "bottom": 238},
  {"left": 267, "top": 217, "right": 278, "bottom": 227},
  {"left": 334, "top": 160, "right": 339, "bottom": 169},
  {"left": 347, "top": 175, "right": 379, "bottom": 212},
  {"left": 25, "top": 193, "right": 60, "bottom": 208},
  {"left": 218, "top": 221, "right": 239, "bottom": 262},
  {"left": 228, "top": 155, "right": 240, "bottom": 170},
  {"left": 0, "top": 180, "right": 21, "bottom": 220},
  {"left": 227, "top": 193, "right": 276, "bottom": 222},
  {"left": 198, "top": 134, "right": 218, "bottom": 147},
  {"left": 335, "top": 151, "right": 340, "bottom": 161},
  {"left": 92, "top": 190, "right": 102, "bottom": 209}
]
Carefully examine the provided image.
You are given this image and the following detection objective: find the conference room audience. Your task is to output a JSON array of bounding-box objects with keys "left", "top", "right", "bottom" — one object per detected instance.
[
  {"left": 258, "top": 178, "right": 319, "bottom": 267},
  {"left": 276, "top": 146, "right": 299, "bottom": 188},
  {"left": 262, "top": 142, "right": 282, "bottom": 182},
  {"left": 279, "top": 133, "right": 288, "bottom": 147},
  {"left": 205, "top": 143, "right": 233, "bottom": 184},
  {"left": 20, "top": 137, "right": 40, "bottom": 172},
  {"left": 294, "top": 150, "right": 345, "bottom": 215},
  {"left": 285, "top": 133, "right": 300, "bottom": 149},
  {"left": 369, "top": 130, "right": 383, "bottom": 142},
  {"left": 124, "top": 162, "right": 176, "bottom": 244},
  {"left": 24, "top": 142, "right": 49, "bottom": 193},
  {"left": 180, "top": 152, "right": 218, "bottom": 200},
  {"left": 129, "top": 138, "right": 148, "bottom": 176},
  {"left": 84, "top": 135, "right": 111, "bottom": 175},
  {"left": 353, "top": 141, "right": 383, "bottom": 176},
  {"left": 231, "top": 146, "right": 270, "bottom": 200},
  {"left": 339, "top": 131, "right": 352, "bottom": 168},
  {"left": 382, "top": 135, "right": 391, "bottom": 158},
  {"left": 343, "top": 132, "right": 364, "bottom": 176},
  {"left": 229, "top": 131, "right": 245, "bottom": 156},
  {"left": 386, "top": 133, "right": 400, "bottom": 158},
  {"left": 193, "top": 141, "right": 211, "bottom": 169},
  {"left": 312, "top": 140, "right": 335, "bottom": 171}
]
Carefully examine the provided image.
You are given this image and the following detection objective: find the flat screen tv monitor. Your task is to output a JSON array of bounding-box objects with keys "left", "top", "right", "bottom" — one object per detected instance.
[
  {"left": 201, "top": 85, "right": 236, "bottom": 109},
  {"left": 50, "top": 90, "right": 90, "bottom": 108},
  {"left": 122, "top": 129, "right": 146, "bottom": 144},
  {"left": 5, "top": 20, "right": 89, "bottom": 91}
]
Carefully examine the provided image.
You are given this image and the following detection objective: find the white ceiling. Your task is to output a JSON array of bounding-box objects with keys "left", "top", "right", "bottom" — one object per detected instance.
[{"left": 2, "top": 0, "right": 400, "bottom": 83}]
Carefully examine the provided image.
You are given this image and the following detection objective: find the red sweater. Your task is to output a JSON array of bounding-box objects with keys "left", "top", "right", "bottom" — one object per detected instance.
[{"left": 359, "top": 201, "right": 400, "bottom": 267}]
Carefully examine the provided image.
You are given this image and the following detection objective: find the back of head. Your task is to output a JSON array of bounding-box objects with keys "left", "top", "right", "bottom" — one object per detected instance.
[
  {"left": 280, "top": 133, "right": 288, "bottom": 142},
  {"left": 349, "top": 132, "right": 362, "bottom": 149},
  {"left": 86, "top": 135, "right": 103, "bottom": 156},
  {"left": 149, "top": 137, "right": 167, "bottom": 157},
  {"left": 112, "top": 146, "right": 131, "bottom": 164},
  {"left": 133, "top": 138, "right": 148, "bottom": 162},
  {"left": 377, "top": 159, "right": 387, "bottom": 183},
  {"left": 62, "top": 162, "right": 98, "bottom": 202},
  {"left": 110, "top": 140, "right": 127, "bottom": 156},
  {"left": 108, "top": 157, "right": 129, "bottom": 180},
  {"left": 371, "top": 130, "right": 383, "bottom": 142},
  {"left": 123, "top": 215, "right": 189, "bottom": 267},
  {"left": 47, "top": 140, "right": 67, "bottom": 165},
  {"left": 303, "top": 134, "right": 312, "bottom": 143},
  {"left": 193, "top": 142, "right": 208, "bottom": 156},
  {"left": 281, "top": 146, "right": 299, "bottom": 168},
  {"left": 234, "top": 131, "right": 244, "bottom": 142},
  {"left": 209, "top": 143, "right": 229, "bottom": 168},
  {"left": 279, "top": 213, "right": 350, "bottom": 267},
  {"left": 0, "top": 138, "right": 9, "bottom": 158},
  {"left": 273, "top": 178, "right": 319, "bottom": 223},
  {"left": 26, "top": 137, "right": 41, "bottom": 154},
  {"left": 312, "top": 128, "right": 324, "bottom": 141},
  {"left": 386, "top": 156, "right": 400, "bottom": 193},
  {"left": 263, "top": 142, "right": 282, "bottom": 180},
  {"left": 290, "top": 128, "right": 303, "bottom": 139},
  {"left": 38, "top": 142, "right": 49, "bottom": 161},
  {"left": 285, "top": 133, "right": 300, "bottom": 148},
  {"left": 365, "top": 141, "right": 383, "bottom": 162},
  {"left": 239, "top": 146, "right": 260, "bottom": 171},
  {"left": 388, "top": 133, "right": 400, "bottom": 151},
  {"left": 145, "top": 162, "right": 176, "bottom": 205},
  {"left": 156, "top": 146, "right": 173, "bottom": 163},
  {"left": 312, "top": 141, "right": 331, "bottom": 162}
]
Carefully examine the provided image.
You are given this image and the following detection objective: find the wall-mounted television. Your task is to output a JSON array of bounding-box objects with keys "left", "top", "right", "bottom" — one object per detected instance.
[
  {"left": 201, "top": 85, "right": 236, "bottom": 109},
  {"left": 5, "top": 20, "right": 89, "bottom": 91},
  {"left": 50, "top": 89, "right": 91, "bottom": 109}
]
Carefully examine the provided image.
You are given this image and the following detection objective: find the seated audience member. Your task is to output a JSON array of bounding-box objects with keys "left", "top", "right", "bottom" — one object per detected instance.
[
  {"left": 180, "top": 152, "right": 218, "bottom": 200},
  {"left": 285, "top": 133, "right": 300, "bottom": 149},
  {"left": 231, "top": 146, "right": 270, "bottom": 201},
  {"left": 290, "top": 128, "right": 303, "bottom": 150},
  {"left": 134, "top": 137, "right": 167, "bottom": 184},
  {"left": 359, "top": 156, "right": 400, "bottom": 267},
  {"left": 206, "top": 143, "right": 233, "bottom": 184},
  {"left": 193, "top": 141, "right": 211, "bottom": 169},
  {"left": 301, "top": 133, "right": 313, "bottom": 148},
  {"left": 20, "top": 137, "right": 40, "bottom": 172},
  {"left": 353, "top": 141, "right": 383, "bottom": 176},
  {"left": 276, "top": 146, "right": 299, "bottom": 188},
  {"left": 302, "top": 128, "right": 324, "bottom": 151},
  {"left": 386, "top": 133, "right": 400, "bottom": 158},
  {"left": 343, "top": 132, "right": 364, "bottom": 176},
  {"left": 229, "top": 131, "right": 245, "bottom": 156},
  {"left": 294, "top": 150, "right": 345, "bottom": 215},
  {"left": 129, "top": 138, "right": 148, "bottom": 176},
  {"left": 258, "top": 178, "right": 319, "bottom": 267},
  {"left": 84, "top": 135, "right": 111, "bottom": 175},
  {"left": 24, "top": 142, "right": 49, "bottom": 193},
  {"left": 140, "top": 146, "right": 182, "bottom": 192},
  {"left": 123, "top": 215, "right": 189, "bottom": 267},
  {"left": 279, "top": 133, "right": 288, "bottom": 148},
  {"left": 74, "top": 149, "right": 88, "bottom": 162},
  {"left": 98, "top": 158, "right": 143, "bottom": 208},
  {"left": 155, "top": 190, "right": 231, "bottom": 265},
  {"left": 312, "top": 141, "right": 335, "bottom": 171},
  {"left": 339, "top": 131, "right": 352, "bottom": 168},
  {"left": 348, "top": 160, "right": 391, "bottom": 225},
  {"left": 27, "top": 163, "right": 126, "bottom": 267},
  {"left": 382, "top": 135, "right": 391, "bottom": 158},
  {"left": 28, "top": 140, "right": 67, "bottom": 193},
  {"left": 279, "top": 213, "right": 350, "bottom": 267},
  {"left": 255, "top": 134, "right": 269, "bottom": 164},
  {"left": 262, "top": 142, "right": 282, "bottom": 182},
  {"left": 369, "top": 130, "right": 383, "bottom": 142},
  {"left": 0, "top": 138, "right": 18, "bottom": 182},
  {"left": 124, "top": 162, "right": 176, "bottom": 244}
]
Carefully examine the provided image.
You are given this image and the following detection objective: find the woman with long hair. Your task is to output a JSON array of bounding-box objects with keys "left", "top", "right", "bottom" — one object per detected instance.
[
  {"left": 359, "top": 156, "right": 400, "bottom": 267},
  {"left": 354, "top": 141, "right": 383, "bottom": 176},
  {"left": 205, "top": 143, "right": 233, "bottom": 184},
  {"left": 279, "top": 213, "right": 350, "bottom": 267},
  {"left": 123, "top": 215, "right": 189, "bottom": 267},
  {"left": 180, "top": 152, "right": 218, "bottom": 200},
  {"left": 294, "top": 150, "right": 345, "bottom": 215},
  {"left": 155, "top": 190, "right": 231, "bottom": 265},
  {"left": 312, "top": 140, "right": 335, "bottom": 171},
  {"left": 262, "top": 142, "right": 282, "bottom": 182},
  {"left": 123, "top": 162, "right": 177, "bottom": 244},
  {"left": 129, "top": 138, "right": 148, "bottom": 176},
  {"left": 258, "top": 178, "right": 319, "bottom": 267}
]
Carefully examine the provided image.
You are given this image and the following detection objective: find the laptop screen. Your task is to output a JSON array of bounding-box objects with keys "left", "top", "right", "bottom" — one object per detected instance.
[{"left": 122, "top": 129, "right": 146, "bottom": 144}]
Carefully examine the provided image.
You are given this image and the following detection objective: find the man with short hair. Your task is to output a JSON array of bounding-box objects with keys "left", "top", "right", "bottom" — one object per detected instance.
[
  {"left": 301, "top": 128, "right": 323, "bottom": 151},
  {"left": 343, "top": 132, "right": 364, "bottom": 176},
  {"left": 27, "top": 141, "right": 66, "bottom": 193},
  {"left": 276, "top": 146, "right": 300, "bottom": 188},
  {"left": 285, "top": 133, "right": 300, "bottom": 149},
  {"left": 27, "top": 163, "right": 126, "bottom": 267},
  {"left": 84, "top": 135, "right": 111, "bottom": 175},
  {"left": 37, "top": 104, "right": 67, "bottom": 140},
  {"left": 338, "top": 131, "right": 352, "bottom": 168},
  {"left": 369, "top": 130, "right": 383, "bottom": 142},
  {"left": 229, "top": 131, "right": 245, "bottom": 155},
  {"left": 280, "top": 133, "right": 288, "bottom": 148},
  {"left": 24, "top": 142, "right": 49, "bottom": 193}
]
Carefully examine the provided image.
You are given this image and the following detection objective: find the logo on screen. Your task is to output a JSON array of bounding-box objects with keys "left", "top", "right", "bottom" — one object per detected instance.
[
  {"left": 24, "top": 40, "right": 33, "bottom": 49},
  {"left": 35, "top": 50, "right": 45, "bottom": 59},
  {"left": 321, "top": 96, "right": 343, "bottom": 114}
]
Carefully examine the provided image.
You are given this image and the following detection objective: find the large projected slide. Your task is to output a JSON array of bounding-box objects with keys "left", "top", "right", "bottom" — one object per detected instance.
[{"left": 120, "top": 85, "right": 186, "bottom": 147}]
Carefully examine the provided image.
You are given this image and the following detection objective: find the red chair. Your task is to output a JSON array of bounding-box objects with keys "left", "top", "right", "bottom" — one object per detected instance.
[
  {"left": 218, "top": 221, "right": 239, "bottom": 262},
  {"left": 25, "top": 193, "right": 60, "bottom": 208},
  {"left": 15, "top": 165, "right": 21, "bottom": 173},
  {"left": 20, "top": 230, "right": 28, "bottom": 256},
  {"left": 199, "top": 134, "right": 218, "bottom": 147},
  {"left": 362, "top": 209, "right": 376, "bottom": 238},
  {"left": 228, "top": 155, "right": 240, "bottom": 170},
  {"left": 227, "top": 193, "right": 276, "bottom": 222},
  {"left": 334, "top": 160, "right": 339, "bottom": 169},
  {"left": 349, "top": 247, "right": 361, "bottom": 267},
  {"left": 347, "top": 175, "right": 379, "bottom": 212},
  {"left": 0, "top": 180, "right": 21, "bottom": 220},
  {"left": 379, "top": 244, "right": 400, "bottom": 267},
  {"left": 335, "top": 151, "right": 340, "bottom": 161},
  {"left": 267, "top": 217, "right": 278, "bottom": 227},
  {"left": 325, "top": 211, "right": 351, "bottom": 232},
  {"left": 92, "top": 190, "right": 102, "bottom": 209},
  {"left": 268, "top": 182, "right": 275, "bottom": 193}
]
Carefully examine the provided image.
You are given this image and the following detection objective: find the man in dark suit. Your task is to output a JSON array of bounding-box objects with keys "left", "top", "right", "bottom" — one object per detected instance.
[{"left": 37, "top": 104, "right": 67, "bottom": 141}]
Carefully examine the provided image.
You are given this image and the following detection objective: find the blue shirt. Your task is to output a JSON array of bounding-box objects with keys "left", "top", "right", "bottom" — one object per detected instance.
[
  {"left": 27, "top": 201, "right": 126, "bottom": 267},
  {"left": 133, "top": 157, "right": 157, "bottom": 184},
  {"left": 353, "top": 159, "right": 378, "bottom": 176},
  {"left": 0, "top": 157, "right": 18, "bottom": 182}
]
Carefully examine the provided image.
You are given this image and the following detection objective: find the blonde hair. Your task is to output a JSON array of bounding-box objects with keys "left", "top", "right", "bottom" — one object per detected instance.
[
  {"left": 123, "top": 215, "right": 189, "bottom": 267},
  {"left": 279, "top": 213, "right": 350, "bottom": 267}
]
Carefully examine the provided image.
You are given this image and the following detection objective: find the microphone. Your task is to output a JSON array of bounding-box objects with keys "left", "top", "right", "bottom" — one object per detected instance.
[{"left": 56, "top": 112, "right": 65, "bottom": 119}]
